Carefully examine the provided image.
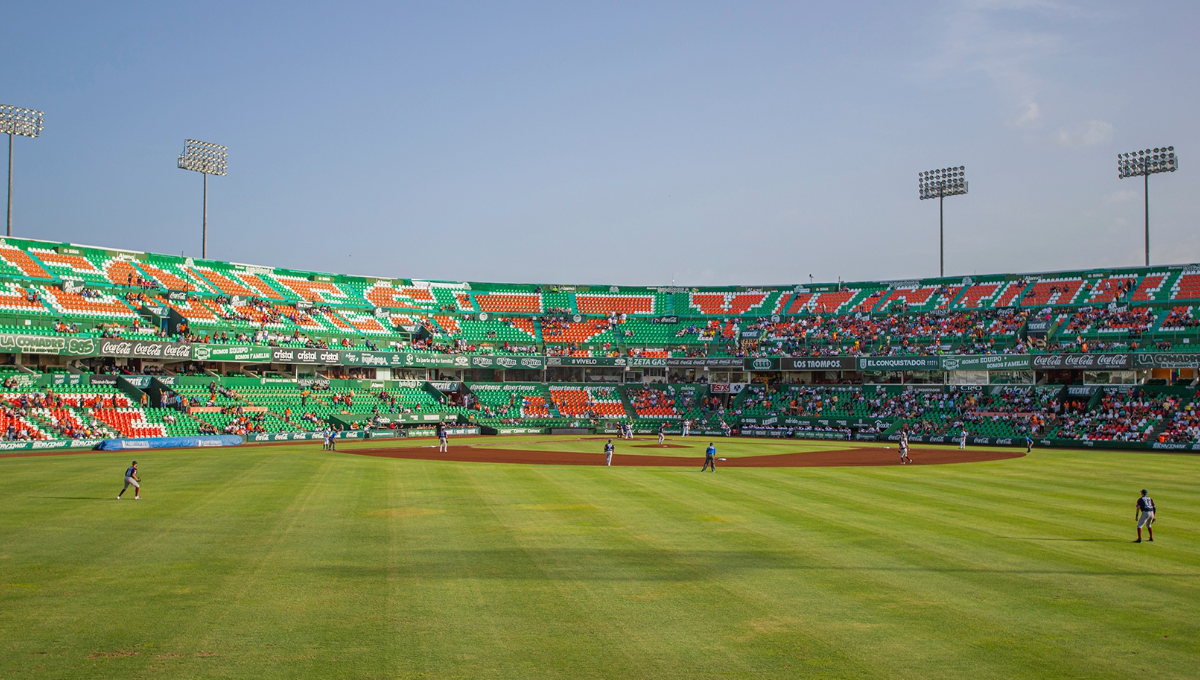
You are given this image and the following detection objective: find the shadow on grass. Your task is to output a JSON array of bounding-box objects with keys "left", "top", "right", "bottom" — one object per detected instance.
[
  {"left": 33, "top": 496, "right": 111, "bottom": 501},
  {"left": 303, "top": 549, "right": 1199, "bottom": 581},
  {"left": 1004, "top": 537, "right": 1127, "bottom": 542}
]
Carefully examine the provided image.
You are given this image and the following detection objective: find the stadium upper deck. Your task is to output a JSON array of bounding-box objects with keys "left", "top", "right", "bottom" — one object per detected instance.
[{"left": 0, "top": 235, "right": 1199, "bottom": 366}]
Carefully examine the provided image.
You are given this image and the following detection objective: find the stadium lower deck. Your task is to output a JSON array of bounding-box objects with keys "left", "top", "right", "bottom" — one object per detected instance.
[{"left": 1, "top": 236, "right": 1198, "bottom": 451}]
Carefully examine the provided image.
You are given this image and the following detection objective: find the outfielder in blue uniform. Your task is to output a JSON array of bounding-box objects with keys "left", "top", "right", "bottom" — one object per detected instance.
[{"left": 701, "top": 443, "right": 716, "bottom": 472}]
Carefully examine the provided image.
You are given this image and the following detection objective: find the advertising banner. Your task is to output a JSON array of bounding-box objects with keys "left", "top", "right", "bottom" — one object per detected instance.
[
  {"left": 939, "top": 355, "right": 1033, "bottom": 371},
  {"left": 1029, "top": 353, "right": 1132, "bottom": 370},
  {"left": 780, "top": 357, "right": 857, "bottom": 371},
  {"left": 343, "top": 351, "right": 545, "bottom": 370},
  {"left": 192, "top": 344, "right": 273, "bottom": 363},
  {"left": 1133, "top": 353, "right": 1200, "bottom": 369},
  {"left": 1025, "top": 320, "right": 1052, "bottom": 337},
  {"left": 546, "top": 356, "right": 626, "bottom": 367},
  {"left": 0, "top": 333, "right": 98, "bottom": 356},
  {"left": 97, "top": 340, "right": 194, "bottom": 361},
  {"left": 271, "top": 347, "right": 343, "bottom": 365},
  {"left": 669, "top": 357, "right": 744, "bottom": 368},
  {"left": 858, "top": 356, "right": 942, "bottom": 371},
  {"left": 50, "top": 373, "right": 88, "bottom": 386},
  {"left": 745, "top": 357, "right": 779, "bottom": 371}
]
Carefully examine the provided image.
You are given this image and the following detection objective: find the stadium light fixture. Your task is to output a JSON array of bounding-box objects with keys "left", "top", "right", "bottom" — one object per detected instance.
[
  {"left": 918, "top": 166, "right": 967, "bottom": 277},
  {"left": 0, "top": 105, "right": 44, "bottom": 237},
  {"left": 177, "top": 139, "right": 228, "bottom": 259},
  {"left": 1118, "top": 146, "right": 1177, "bottom": 266}
]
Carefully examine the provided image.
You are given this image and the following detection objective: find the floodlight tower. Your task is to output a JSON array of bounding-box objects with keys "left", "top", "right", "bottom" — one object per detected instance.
[
  {"left": 918, "top": 166, "right": 967, "bottom": 278},
  {"left": 0, "top": 105, "right": 44, "bottom": 237},
  {"left": 1118, "top": 146, "right": 1177, "bottom": 266},
  {"left": 177, "top": 139, "right": 228, "bottom": 259}
]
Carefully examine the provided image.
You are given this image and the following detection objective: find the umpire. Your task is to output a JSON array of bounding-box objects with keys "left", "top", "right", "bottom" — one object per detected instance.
[{"left": 701, "top": 443, "right": 716, "bottom": 472}]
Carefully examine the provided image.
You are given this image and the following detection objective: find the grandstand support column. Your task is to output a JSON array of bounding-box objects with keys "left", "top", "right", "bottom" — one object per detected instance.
[
  {"left": 939, "top": 194, "right": 944, "bottom": 278},
  {"left": 1144, "top": 172, "right": 1149, "bottom": 267}
]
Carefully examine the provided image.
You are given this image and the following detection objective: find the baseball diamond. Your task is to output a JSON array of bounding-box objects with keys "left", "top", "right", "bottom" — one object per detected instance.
[{"left": 4, "top": 6, "right": 1199, "bottom": 676}]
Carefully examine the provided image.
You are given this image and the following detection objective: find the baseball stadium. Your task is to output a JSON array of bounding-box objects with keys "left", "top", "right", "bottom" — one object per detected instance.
[
  {"left": 4, "top": 4, "right": 1199, "bottom": 679},
  {"left": 0, "top": 235, "right": 1196, "bottom": 678}
]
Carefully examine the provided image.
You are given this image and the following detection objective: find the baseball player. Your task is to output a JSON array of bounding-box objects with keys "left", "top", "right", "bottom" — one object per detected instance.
[
  {"left": 701, "top": 442, "right": 716, "bottom": 472},
  {"left": 117, "top": 461, "right": 140, "bottom": 500},
  {"left": 899, "top": 430, "right": 911, "bottom": 465},
  {"left": 682, "top": 419, "right": 690, "bottom": 437},
  {"left": 958, "top": 428, "right": 968, "bottom": 450},
  {"left": 1135, "top": 489, "right": 1156, "bottom": 543},
  {"left": 437, "top": 422, "right": 448, "bottom": 453},
  {"left": 604, "top": 439, "right": 614, "bottom": 467},
  {"left": 657, "top": 422, "right": 666, "bottom": 445}
]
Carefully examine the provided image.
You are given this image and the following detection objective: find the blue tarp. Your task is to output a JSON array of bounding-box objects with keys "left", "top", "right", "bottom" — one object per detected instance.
[{"left": 96, "top": 435, "right": 243, "bottom": 451}]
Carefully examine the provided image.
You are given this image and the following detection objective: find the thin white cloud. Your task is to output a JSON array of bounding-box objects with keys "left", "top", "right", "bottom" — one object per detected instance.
[
  {"left": 918, "top": 2, "right": 1112, "bottom": 129},
  {"left": 1013, "top": 102, "right": 1041, "bottom": 126},
  {"left": 1101, "top": 188, "right": 1138, "bottom": 204},
  {"left": 1054, "top": 119, "right": 1113, "bottom": 147}
]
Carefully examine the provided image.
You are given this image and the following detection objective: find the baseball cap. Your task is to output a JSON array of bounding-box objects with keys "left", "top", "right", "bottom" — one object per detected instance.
[{"left": 1141, "top": 489, "right": 1148, "bottom": 494}]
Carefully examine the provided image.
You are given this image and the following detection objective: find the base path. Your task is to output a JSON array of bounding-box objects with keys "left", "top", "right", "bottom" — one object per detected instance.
[{"left": 344, "top": 444, "right": 1024, "bottom": 467}]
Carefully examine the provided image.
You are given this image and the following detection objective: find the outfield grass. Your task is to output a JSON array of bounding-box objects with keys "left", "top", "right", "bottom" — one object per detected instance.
[{"left": 1, "top": 438, "right": 1197, "bottom": 679}]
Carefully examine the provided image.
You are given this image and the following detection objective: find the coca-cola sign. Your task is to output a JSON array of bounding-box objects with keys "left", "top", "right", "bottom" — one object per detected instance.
[
  {"left": 98, "top": 340, "right": 193, "bottom": 360},
  {"left": 1030, "top": 353, "right": 1132, "bottom": 370}
]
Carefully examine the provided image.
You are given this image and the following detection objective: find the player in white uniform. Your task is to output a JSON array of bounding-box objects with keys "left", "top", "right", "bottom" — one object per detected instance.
[
  {"left": 681, "top": 419, "right": 690, "bottom": 437},
  {"left": 1135, "top": 489, "right": 1156, "bottom": 543},
  {"left": 899, "top": 430, "right": 911, "bottom": 465},
  {"left": 657, "top": 422, "right": 666, "bottom": 445},
  {"left": 604, "top": 439, "right": 614, "bottom": 467},
  {"left": 958, "top": 428, "right": 968, "bottom": 450}
]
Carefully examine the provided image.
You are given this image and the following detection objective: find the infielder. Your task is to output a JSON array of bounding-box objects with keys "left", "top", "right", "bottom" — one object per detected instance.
[
  {"left": 1135, "top": 489, "right": 1156, "bottom": 543},
  {"left": 682, "top": 419, "right": 690, "bottom": 437},
  {"left": 437, "top": 422, "right": 448, "bottom": 453},
  {"left": 958, "top": 428, "right": 968, "bottom": 450},
  {"left": 701, "top": 443, "right": 717, "bottom": 472},
  {"left": 899, "top": 430, "right": 911, "bottom": 465},
  {"left": 604, "top": 439, "right": 614, "bottom": 467},
  {"left": 118, "top": 461, "right": 140, "bottom": 500}
]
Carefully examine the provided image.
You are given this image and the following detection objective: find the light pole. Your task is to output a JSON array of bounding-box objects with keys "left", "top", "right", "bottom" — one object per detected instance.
[
  {"left": 1118, "top": 146, "right": 1177, "bottom": 266},
  {"left": 177, "top": 139, "right": 228, "bottom": 259},
  {"left": 0, "top": 105, "right": 44, "bottom": 237},
  {"left": 918, "top": 166, "right": 967, "bottom": 277}
]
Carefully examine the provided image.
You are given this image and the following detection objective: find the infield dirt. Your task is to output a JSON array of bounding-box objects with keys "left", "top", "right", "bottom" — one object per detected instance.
[{"left": 345, "top": 442, "right": 1024, "bottom": 467}]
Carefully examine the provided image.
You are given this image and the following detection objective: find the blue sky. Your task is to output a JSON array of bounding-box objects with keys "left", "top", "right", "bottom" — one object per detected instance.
[{"left": 2, "top": 1, "right": 1197, "bottom": 286}]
